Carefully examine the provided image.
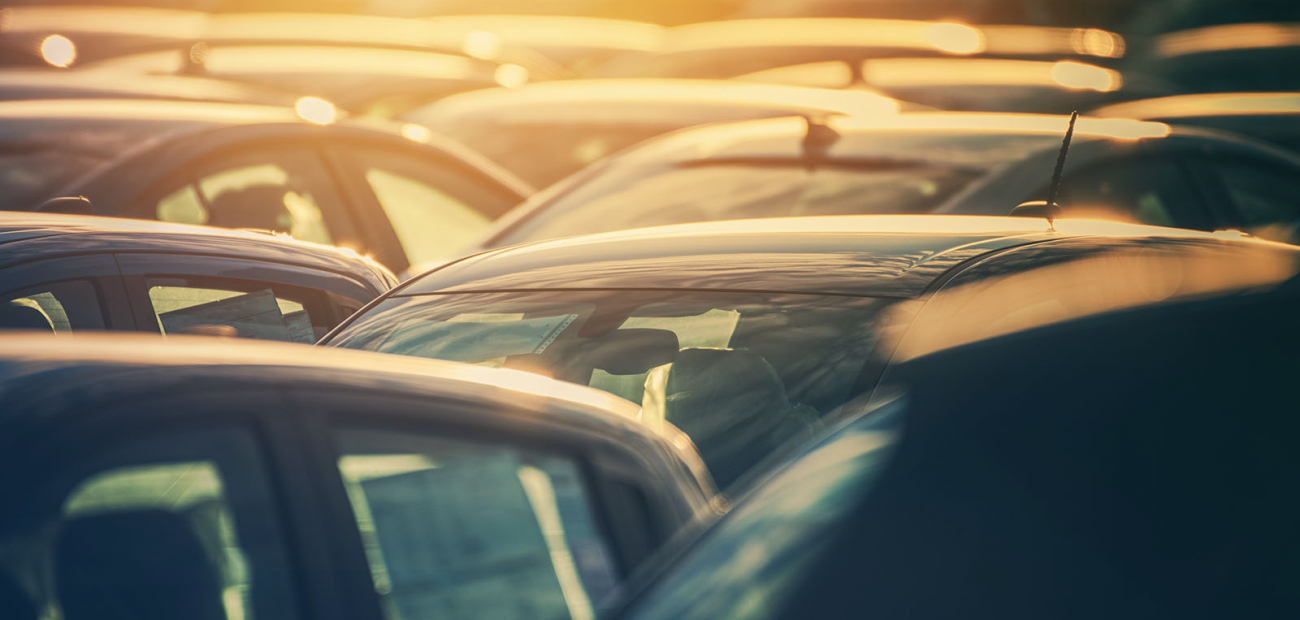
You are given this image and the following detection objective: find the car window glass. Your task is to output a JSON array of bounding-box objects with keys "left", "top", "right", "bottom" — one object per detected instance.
[
  {"left": 339, "top": 147, "right": 508, "bottom": 266},
  {"left": 0, "top": 280, "right": 106, "bottom": 333},
  {"left": 147, "top": 282, "right": 318, "bottom": 343},
  {"left": 1057, "top": 158, "right": 1204, "bottom": 229},
  {"left": 506, "top": 164, "right": 985, "bottom": 245},
  {"left": 335, "top": 429, "right": 619, "bottom": 620},
  {"left": 329, "top": 292, "right": 892, "bottom": 490},
  {"left": 152, "top": 148, "right": 339, "bottom": 244},
  {"left": 1212, "top": 159, "right": 1300, "bottom": 243},
  {"left": 0, "top": 429, "right": 297, "bottom": 620}
]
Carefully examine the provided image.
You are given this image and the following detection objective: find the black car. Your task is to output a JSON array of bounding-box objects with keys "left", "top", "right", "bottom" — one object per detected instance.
[
  {"left": 1092, "top": 92, "right": 1300, "bottom": 153},
  {"left": 0, "top": 333, "right": 716, "bottom": 620},
  {"left": 322, "top": 215, "right": 1299, "bottom": 490},
  {"left": 0, "top": 99, "right": 532, "bottom": 272},
  {"left": 608, "top": 272, "right": 1300, "bottom": 620},
  {"left": 1129, "top": 22, "right": 1300, "bottom": 94},
  {"left": 0, "top": 212, "right": 396, "bottom": 342},
  {"left": 475, "top": 113, "right": 1300, "bottom": 250}
]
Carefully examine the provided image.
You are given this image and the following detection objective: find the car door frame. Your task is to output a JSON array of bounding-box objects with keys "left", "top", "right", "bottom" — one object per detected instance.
[
  {"left": 0, "top": 253, "right": 137, "bottom": 330},
  {"left": 113, "top": 251, "right": 370, "bottom": 336},
  {"left": 282, "top": 386, "right": 698, "bottom": 620},
  {"left": 10, "top": 384, "right": 341, "bottom": 620}
]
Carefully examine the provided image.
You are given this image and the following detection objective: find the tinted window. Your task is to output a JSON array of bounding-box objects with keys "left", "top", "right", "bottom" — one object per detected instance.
[
  {"left": 1212, "top": 158, "right": 1300, "bottom": 243},
  {"left": 0, "top": 429, "right": 297, "bottom": 620},
  {"left": 0, "top": 150, "right": 108, "bottom": 210},
  {"left": 150, "top": 147, "right": 343, "bottom": 244},
  {"left": 147, "top": 279, "right": 323, "bottom": 343},
  {"left": 0, "top": 280, "right": 106, "bottom": 332},
  {"left": 335, "top": 428, "right": 619, "bottom": 620},
  {"left": 328, "top": 291, "right": 893, "bottom": 489},
  {"left": 342, "top": 148, "right": 500, "bottom": 266},
  {"left": 1057, "top": 157, "right": 1208, "bottom": 229},
  {"left": 502, "top": 163, "right": 985, "bottom": 245}
]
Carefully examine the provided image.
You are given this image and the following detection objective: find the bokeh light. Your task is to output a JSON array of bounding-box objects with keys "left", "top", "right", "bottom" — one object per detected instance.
[
  {"left": 926, "top": 23, "right": 985, "bottom": 55},
  {"left": 294, "top": 96, "right": 338, "bottom": 125},
  {"left": 40, "top": 34, "right": 76, "bottom": 68},
  {"left": 494, "top": 63, "right": 531, "bottom": 88}
]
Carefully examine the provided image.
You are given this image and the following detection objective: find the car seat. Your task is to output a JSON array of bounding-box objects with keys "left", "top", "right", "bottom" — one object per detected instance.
[
  {"left": 55, "top": 509, "right": 226, "bottom": 620},
  {"left": 643, "top": 347, "right": 821, "bottom": 489},
  {"left": 0, "top": 302, "right": 54, "bottom": 332}
]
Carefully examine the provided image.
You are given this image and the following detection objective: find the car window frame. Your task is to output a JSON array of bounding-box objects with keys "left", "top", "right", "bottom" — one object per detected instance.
[
  {"left": 283, "top": 387, "right": 695, "bottom": 620},
  {"left": 113, "top": 252, "right": 366, "bottom": 339},
  {"left": 321, "top": 137, "right": 526, "bottom": 272},
  {"left": 125, "top": 137, "right": 368, "bottom": 251},
  {"left": 0, "top": 386, "right": 317, "bottom": 620},
  {"left": 0, "top": 254, "right": 137, "bottom": 331}
]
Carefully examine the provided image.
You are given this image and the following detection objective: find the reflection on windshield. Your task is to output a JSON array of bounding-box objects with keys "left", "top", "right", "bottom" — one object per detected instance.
[
  {"left": 330, "top": 291, "right": 895, "bottom": 489},
  {"left": 0, "top": 151, "right": 106, "bottom": 209},
  {"left": 502, "top": 163, "right": 984, "bottom": 244}
]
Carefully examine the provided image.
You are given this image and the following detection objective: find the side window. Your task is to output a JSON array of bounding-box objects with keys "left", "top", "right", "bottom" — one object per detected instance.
[
  {"left": 340, "top": 147, "right": 507, "bottom": 267},
  {"left": 0, "top": 280, "right": 107, "bottom": 333},
  {"left": 151, "top": 147, "right": 345, "bottom": 245},
  {"left": 1210, "top": 158, "right": 1300, "bottom": 243},
  {"left": 1057, "top": 157, "right": 1209, "bottom": 230},
  {"left": 146, "top": 277, "right": 327, "bottom": 343},
  {"left": 0, "top": 429, "right": 297, "bottom": 620},
  {"left": 335, "top": 428, "right": 620, "bottom": 620}
]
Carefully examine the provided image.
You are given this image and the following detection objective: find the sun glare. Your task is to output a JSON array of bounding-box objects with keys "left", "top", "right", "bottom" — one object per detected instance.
[
  {"left": 40, "top": 34, "right": 76, "bottom": 68},
  {"left": 927, "top": 22, "right": 985, "bottom": 55},
  {"left": 294, "top": 96, "right": 338, "bottom": 125}
]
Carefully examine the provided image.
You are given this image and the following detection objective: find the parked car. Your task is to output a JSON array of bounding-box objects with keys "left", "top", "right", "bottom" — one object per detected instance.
[
  {"left": 1129, "top": 23, "right": 1300, "bottom": 94},
  {"left": 1092, "top": 92, "right": 1300, "bottom": 153},
  {"left": 606, "top": 271, "right": 1300, "bottom": 620},
  {"left": 0, "top": 211, "right": 396, "bottom": 341},
  {"left": 475, "top": 113, "right": 1300, "bottom": 249},
  {"left": 421, "top": 14, "right": 667, "bottom": 74},
  {"left": 321, "top": 214, "right": 1299, "bottom": 490},
  {"left": 0, "top": 5, "right": 208, "bottom": 67},
  {"left": 0, "top": 333, "right": 716, "bottom": 620},
  {"left": 0, "top": 68, "right": 297, "bottom": 106},
  {"left": 0, "top": 98, "right": 532, "bottom": 272},
  {"left": 402, "top": 79, "right": 901, "bottom": 187},
  {"left": 588, "top": 19, "right": 1127, "bottom": 79},
  {"left": 737, "top": 57, "right": 1176, "bottom": 113}
]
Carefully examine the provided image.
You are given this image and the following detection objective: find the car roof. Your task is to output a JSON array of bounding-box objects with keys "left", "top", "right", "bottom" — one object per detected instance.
[
  {"left": 0, "top": 211, "right": 394, "bottom": 287},
  {"left": 576, "top": 112, "right": 1171, "bottom": 168},
  {"left": 1154, "top": 22, "right": 1300, "bottom": 57},
  {"left": 0, "top": 97, "right": 301, "bottom": 124},
  {"left": 408, "top": 79, "right": 901, "bottom": 124},
  {"left": 0, "top": 332, "right": 641, "bottom": 436},
  {"left": 0, "top": 69, "right": 295, "bottom": 105},
  {"left": 1092, "top": 92, "right": 1300, "bottom": 119},
  {"left": 423, "top": 14, "right": 667, "bottom": 51},
  {"left": 401, "top": 215, "right": 1249, "bottom": 299},
  {"left": 743, "top": 57, "right": 1124, "bottom": 91}
]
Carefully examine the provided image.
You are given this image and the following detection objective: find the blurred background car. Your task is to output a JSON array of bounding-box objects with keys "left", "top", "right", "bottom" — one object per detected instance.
[
  {"left": 421, "top": 14, "right": 667, "bottom": 75},
  {"left": 586, "top": 19, "right": 1128, "bottom": 79},
  {"left": 735, "top": 57, "right": 1176, "bottom": 113},
  {"left": 0, "top": 99, "right": 531, "bottom": 272},
  {"left": 1091, "top": 92, "right": 1300, "bottom": 153},
  {"left": 606, "top": 269, "right": 1300, "bottom": 620},
  {"left": 0, "top": 212, "right": 395, "bottom": 341},
  {"left": 0, "top": 334, "right": 716, "bottom": 620},
  {"left": 0, "top": 68, "right": 296, "bottom": 105},
  {"left": 476, "top": 113, "right": 1300, "bottom": 250},
  {"left": 1128, "top": 22, "right": 1300, "bottom": 94},
  {"left": 322, "top": 215, "right": 1298, "bottom": 490},
  {"left": 404, "top": 79, "right": 903, "bottom": 187}
]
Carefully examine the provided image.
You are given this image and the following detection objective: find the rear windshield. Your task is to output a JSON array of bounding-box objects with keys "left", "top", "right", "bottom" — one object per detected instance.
[
  {"left": 497, "top": 161, "right": 985, "bottom": 245},
  {"left": 328, "top": 290, "right": 901, "bottom": 489}
]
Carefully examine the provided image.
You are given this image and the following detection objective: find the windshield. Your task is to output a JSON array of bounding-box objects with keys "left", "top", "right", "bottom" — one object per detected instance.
[
  {"left": 328, "top": 290, "right": 900, "bottom": 490},
  {"left": 497, "top": 162, "right": 985, "bottom": 245}
]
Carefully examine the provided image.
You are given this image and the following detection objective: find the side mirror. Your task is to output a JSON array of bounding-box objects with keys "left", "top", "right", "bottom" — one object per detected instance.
[{"left": 37, "top": 196, "right": 94, "bottom": 215}]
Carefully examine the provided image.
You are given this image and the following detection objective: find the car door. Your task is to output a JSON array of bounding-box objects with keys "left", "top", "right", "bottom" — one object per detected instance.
[
  {"left": 115, "top": 252, "right": 374, "bottom": 342},
  {"left": 323, "top": 140, "right": 525, "bottom": 272},
  {"left": 286, "top": 388, "right": 687, "bottom": 620},
  {"left": 0, "top": 388, "right": 314, "bottom": 620},
  {"left": 0, "top": 254, "right": 135, "bottom": 332}
]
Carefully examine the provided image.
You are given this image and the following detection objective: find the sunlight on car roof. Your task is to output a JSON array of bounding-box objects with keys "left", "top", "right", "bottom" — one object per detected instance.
[
  {"left": 1093, "top": 93, "right": 1300, "bottom": 119},
  {"left": 0, "top": 98, "right": 300, "bottom": 123},
  {"left": 1156, "top": 22, "right": 1300, "bottom": 57}
]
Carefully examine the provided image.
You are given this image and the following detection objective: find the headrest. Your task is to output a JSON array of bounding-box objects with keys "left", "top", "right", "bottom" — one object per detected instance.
[
  {"left": 55, "top": 509, "right": 226, "bottom": 620},
  {"left": 0, "top": 303, "right": 54, "bottom": 332},
  {"left": 208, "top": 185, "right": 292, "bottom": 232}
]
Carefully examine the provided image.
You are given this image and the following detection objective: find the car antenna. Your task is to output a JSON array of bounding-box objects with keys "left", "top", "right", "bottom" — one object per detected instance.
[
  {"left": 1010, "top": 110, "right": 1079, "bottom": 231},
  {"left": 801, "top": 114, "right": 841, "bottom": 172}
]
